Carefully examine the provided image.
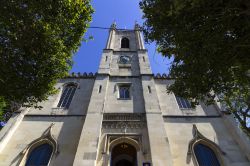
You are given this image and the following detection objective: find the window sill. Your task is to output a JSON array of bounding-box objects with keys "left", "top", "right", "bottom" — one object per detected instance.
[
  {"left": 118, "top": 64, "right": 131, "bottom": 68},
  {"left": 120, "top": 48, "right": 130, "bottom": 51},
  {"left": 52, "top": 107, "right": 69, "bottom": 111},
  {"left": 179, "top": 108, "right": 195, "bottom": 111},
  {"left": 117, "top": 98, "right": 131, "bottom": 100}
]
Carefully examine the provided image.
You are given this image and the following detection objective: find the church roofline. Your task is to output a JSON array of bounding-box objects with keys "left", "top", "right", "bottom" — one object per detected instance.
[
  {"left": 64, "top": 72, "right": 97, "bottom": 79},
  {"left": 103, "top": 49, "right": 148, "bottom": 52},
  {"left": 153, "top": 73, "right": 172, "bottom": 79},
  {"left": 63, "top": 72, "right": 173, "bottom": 79},
  {"left": 109, "top": 22, "right": 143, "bottom": 32}
]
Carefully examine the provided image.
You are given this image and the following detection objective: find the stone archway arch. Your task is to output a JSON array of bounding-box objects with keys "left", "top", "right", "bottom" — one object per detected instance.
[
  {"left": 108, "top": 137, "right": 140, "bottom": 166},
  {"left": 109, "top": 137, "right": 140, "bottom": 152}
]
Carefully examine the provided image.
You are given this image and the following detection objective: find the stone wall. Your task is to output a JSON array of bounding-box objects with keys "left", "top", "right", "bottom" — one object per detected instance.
[
  {"left": 164, "top": 118, "right": 250, "bottom": 166},
  {"left": 0, "top": 116, "right": 85, "bottom": 166}
]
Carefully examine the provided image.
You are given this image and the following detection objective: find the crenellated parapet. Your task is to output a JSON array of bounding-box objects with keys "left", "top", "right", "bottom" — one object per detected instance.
[
  {"left": 153, "top": 73, "right": 172, "bottom": 79},
  {"left": 64, "top": 72, "right": 97, "bottom": 78},
  {"left": 63, "top": 72, "right": 174, "bottom": 79}
]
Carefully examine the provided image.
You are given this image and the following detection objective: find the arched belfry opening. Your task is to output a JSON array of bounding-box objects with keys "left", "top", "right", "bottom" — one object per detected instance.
[
  {"left": 111, "top": 143, "right": 137, "bottom": 166},
  {"left": 121, "top": 37, "right": 129, "bottom": 48}
]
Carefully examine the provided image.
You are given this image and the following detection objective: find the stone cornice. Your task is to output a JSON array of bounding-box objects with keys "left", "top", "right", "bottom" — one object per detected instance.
[
  {"left": 61, "top": 72, "right": 175, "bottom": 80},
  {"left": 163, "top": 115, "right": 221, "bottom": 119},
  {"left": 103, "top": 113, "right": 146, "bottom": 121}
]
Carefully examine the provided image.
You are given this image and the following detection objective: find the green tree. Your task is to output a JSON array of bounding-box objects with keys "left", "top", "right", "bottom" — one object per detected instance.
[
  {"left": 0, "top": 97, "right": 7, "bottom": 121},
  {"left": 140, "top": 0, "right": 250, "bottom": 133},
  {"left": 0, "top": 97, "right": 8, "bottom": 129},
  {"left": 222, "top": 84, "right": 250, "bottom": 134},
  {"left": 0, "top": 1, "right": 93, "bottom": 110}
]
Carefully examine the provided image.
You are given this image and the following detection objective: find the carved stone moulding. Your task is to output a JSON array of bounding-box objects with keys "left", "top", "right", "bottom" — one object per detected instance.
[
  {"left": 102, "top": 121, "right": 145, "bottom": 129},
  {"left": 103, "top": 113, "right": 146, "bottom": 121}
]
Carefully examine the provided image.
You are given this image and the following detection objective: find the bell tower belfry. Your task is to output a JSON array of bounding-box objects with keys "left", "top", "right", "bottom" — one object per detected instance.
[{"left": 98, "top": 22, "right": 152, "bottom": 76}]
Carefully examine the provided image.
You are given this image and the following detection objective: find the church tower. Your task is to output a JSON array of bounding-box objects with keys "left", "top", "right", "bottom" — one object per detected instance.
[
  {"left": 73, "top": 23, "right": 172, "bottom": 166},
  {"left": 0, "top": 23, "right": 249, "bottom": 166}
]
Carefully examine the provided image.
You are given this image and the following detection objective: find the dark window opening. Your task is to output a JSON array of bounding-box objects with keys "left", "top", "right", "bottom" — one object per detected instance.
[
  {"left": 148, "top": 86, "right": 151, "bottom": 93},
  {"left": 121, "top": 37, "right": 129, "bottom": 48},
  {"left": 99, "top": 85, "right": 102, "bottom": 93}
]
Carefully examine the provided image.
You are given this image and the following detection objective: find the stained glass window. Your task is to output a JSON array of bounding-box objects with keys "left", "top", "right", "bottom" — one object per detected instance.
[
  {"left": 194, "top": 144, "right": 220, "bottom": 166},
  {"left": 25, "top": 144, "right": 53, "bottom": 166}
]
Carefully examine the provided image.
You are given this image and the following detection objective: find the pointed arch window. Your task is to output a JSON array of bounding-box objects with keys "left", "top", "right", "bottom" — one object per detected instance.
[
  {"left": 25, "top": 143, "right": 53, "bottom": 166},
  {"left": 188, "top": 125, "right": 223, "bottom": 166},
  {"left": 194, "top": 143, "right": 220, "bottom": 166},
  {"left": 57, "top": 83, "right": 77, "bottom": 108},
  {"left": 175, "top": 95, "right": 192, "bottom": 109},
  {"left": 121, "top": 37, "right": 129, "bottom": 48}
]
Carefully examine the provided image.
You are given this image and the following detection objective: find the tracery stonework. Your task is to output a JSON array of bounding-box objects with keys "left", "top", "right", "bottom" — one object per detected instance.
[{"left": 102, "top": 113, "right": 146, "bottom": 130}]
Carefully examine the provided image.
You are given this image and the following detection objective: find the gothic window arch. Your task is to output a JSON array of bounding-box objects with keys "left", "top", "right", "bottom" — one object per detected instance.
[
  {"left": 175, "top": 95, "right": 192, "bottom": 109},
  {"left": 121, "top": 37, "right": 129, "bottom": 48},
  {"left": 193, "top": 143, "right": 220, "bottom": 166},
  {"left": 188, "top": 125, "right": 224, "bottom": 166},
  {"left": 57, "top": 83, "right": 77, "bottom": 109},
  {"left": 25, "top": 143, "right": 53, "bottom": 166},
  {"left": 19, "top": 124, "right": 58, "bottom": 166}
]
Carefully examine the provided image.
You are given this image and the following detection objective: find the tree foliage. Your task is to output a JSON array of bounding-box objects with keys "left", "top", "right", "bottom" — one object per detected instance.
[
  {"left": 0, "top": 97, "right": 7, "bottom": 121},
  {"left": 222, "top": 84, "right": 250, "bottom": 134},
  {"left": 0, "top": 0, "right": 93, "bottom": 107},
  {"left": 0, "top": 97, "right": 8, "bottom": 129},
  {"left": 140, "top": 0, "right": 250, "bottom": 132}
]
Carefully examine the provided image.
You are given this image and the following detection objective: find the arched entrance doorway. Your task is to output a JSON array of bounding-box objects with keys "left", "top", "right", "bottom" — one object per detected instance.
[{"left": 111, "top": 143, "right": 137, "bottom": 166}]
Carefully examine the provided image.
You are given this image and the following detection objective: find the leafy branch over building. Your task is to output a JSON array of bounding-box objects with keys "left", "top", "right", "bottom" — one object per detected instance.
[
  {"left": 140, "top": 0, "right": 250, "bottom": 134},
  {"left": 0, "top": 0, "right": 93, "bottom": 121}
]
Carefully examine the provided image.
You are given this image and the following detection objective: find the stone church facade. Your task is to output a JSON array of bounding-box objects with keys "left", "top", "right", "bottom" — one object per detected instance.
[{"left": 0, "top": 23, "right": 250, "bottom": 166}]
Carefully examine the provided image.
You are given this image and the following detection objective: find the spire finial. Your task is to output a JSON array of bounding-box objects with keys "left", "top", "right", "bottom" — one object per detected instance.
[
  {"left": 134, "top": 21, "right": 140, "bottom": 30},
  {"left": 110, "top": 20, "right": 116, "bottom": 29}
]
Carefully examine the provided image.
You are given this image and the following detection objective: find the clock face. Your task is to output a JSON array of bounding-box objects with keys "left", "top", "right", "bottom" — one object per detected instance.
[{"left": 119, "top": 55, "right": 131, "bottom": 64}]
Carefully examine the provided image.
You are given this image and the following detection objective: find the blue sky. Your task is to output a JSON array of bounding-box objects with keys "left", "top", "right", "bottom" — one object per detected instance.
[{"left": 71, "top": 0, "right": 171, "bottom": 74}]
